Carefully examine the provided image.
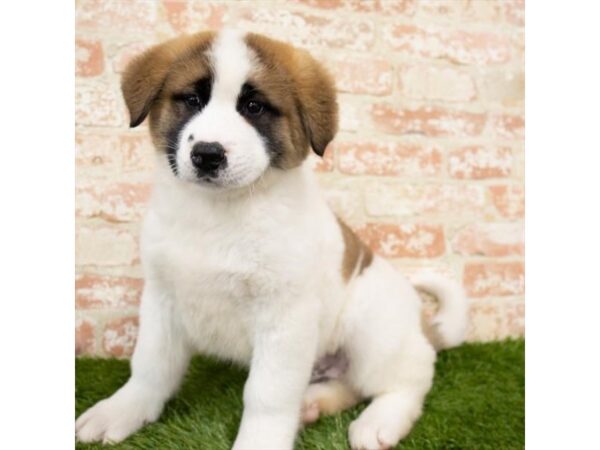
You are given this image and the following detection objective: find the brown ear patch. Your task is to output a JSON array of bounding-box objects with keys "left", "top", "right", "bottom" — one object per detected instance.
[
  {"left": 293, "top": 49, "right": 339, "bottom": 157},
  {"left": 245, "top": 33, "right": 338, "bottom": 163},
  {"left": 121, "top": 31, "right": 215, "bottom": 128},
  {"left": 337, "top": 218, "right": 373, "bottom": 282}
]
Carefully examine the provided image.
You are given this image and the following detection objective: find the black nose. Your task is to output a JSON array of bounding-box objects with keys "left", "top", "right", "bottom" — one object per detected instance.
[{"left": 190, "top": 142, "right": 226, "bottom": 175}]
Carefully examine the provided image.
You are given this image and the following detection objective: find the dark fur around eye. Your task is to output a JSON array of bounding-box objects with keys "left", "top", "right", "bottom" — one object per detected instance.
[
  {"left": 236, "top": 83, "right": 279, "bottom": 118},
  {"left": 173, "top": 77, "right": 213, "bottom": 110},
  {"left": 235, "top": 83, "right": 290, "bottom": 168}
]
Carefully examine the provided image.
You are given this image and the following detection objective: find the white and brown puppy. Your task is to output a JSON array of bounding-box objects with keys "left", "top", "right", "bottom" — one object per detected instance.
[{"left": 75, "top": 29, "right": 468, "bottom": 450}]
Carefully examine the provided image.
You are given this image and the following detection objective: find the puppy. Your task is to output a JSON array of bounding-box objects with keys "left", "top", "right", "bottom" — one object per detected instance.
[{"left": 75, "top": 29, "right": 468, "bottom": 450}]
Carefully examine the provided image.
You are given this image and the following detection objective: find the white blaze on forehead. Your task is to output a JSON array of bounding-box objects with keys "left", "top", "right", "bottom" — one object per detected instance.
[
  {"left": 210, "top": 28, "right": 254, "bottom": 102},
  {"left": 175, "top": 28, "right": 270, "bottom": 189}
]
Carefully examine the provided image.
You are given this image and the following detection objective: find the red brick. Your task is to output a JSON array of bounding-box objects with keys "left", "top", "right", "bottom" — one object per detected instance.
[
  {"left": 336, "top": 141, "right": 442, "bottom": 177},
  {"left": 238, "top": 9, "right": 375, "bottom": 51},
  {"left": 76, "top": 274, "right": 143, "bottom": 309},
  {"left": 75, "top": 38, "right": 104, "bottom": 77},
  {"left": 464, "top": 261, "right": 524, "bottom": 297},
  {"left": 163, "top": 0, "right": 229, "bottom": 33},
  {"left": 383, "top": 24, "right": 512, "bottom": 65},
  {"left": 489, "top": 185, "right": 525, "bottom": 219},
  {"left": 417, "top": 0, "right": 511, "bottom": 23},
  {"left": 76, "top": 317, "right": 96, "bottom": 355},
  {"left": 481, "top": 1, "right": 509, "bottom": 20},
  {"left": 504, "top": 0, "right": 525, "bottom": 26},
  {"left": 75, "top": 81, "right": 125, "bottom": 127},
  {"left": 490, "top": 113, "right": 525, "bottom": 140},
  {"left": 357, "top": 223, "right": 445, "bottom": 258},
  {"left": 102, "top": 316, "right": 139, "bottom": 358},
  {"left": 76, "top": 225, "right": 139, "bottom": 267},
  {"left": 296, "top": 0, "right": 417, "bottom": 15},
  {"left": 448, "top": 146, "right": 512, "bottom": 179},
  {"left": 452, "top": 223, "right": 524, "bottom": 257},
  {"left": 162, "top": 0, "right": 187, "bottom": 30},
  {"left": 331, "top": 56, "right": 393, "bottom": 95},
  {"left": 76, "top": 0, "right": 157, "bottom": 33},
  {"left": 371, "top": 104, "right": 486, "bottom": 137},
  {"left": 75, "top": 131, "right": 155, "bottom": 172},
  {"left": 480, "top": 0, "right": 525, "bottom": 25},
  {"left": 398, "top": 65, "right": 476, "bottom": 102},
  {"left": 295, "top": 0, "right": 342, "bottom": 8},
  {"left": 76, "top": 182, "right": 152, "bottom": 222},
  {"left": 365, "top": 183, "right": 486, "bottom": 218},
  {"left": 418, "top": 0, "right": 473, "bottom": 18}
]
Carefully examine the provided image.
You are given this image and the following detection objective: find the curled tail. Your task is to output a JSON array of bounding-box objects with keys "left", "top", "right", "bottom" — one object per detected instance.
[{"left": 412, "top": 273, "right": 469, "bottom": 350}]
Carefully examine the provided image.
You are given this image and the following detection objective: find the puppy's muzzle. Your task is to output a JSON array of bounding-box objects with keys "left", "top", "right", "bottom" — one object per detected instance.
[{"left": 191, "top": 142, "right": 227, "bottom": 177}]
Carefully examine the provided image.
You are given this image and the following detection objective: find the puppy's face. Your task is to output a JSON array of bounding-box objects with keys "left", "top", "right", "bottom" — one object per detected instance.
[{"left": 122, "top": 30, "right": 338, "bottom": 190}]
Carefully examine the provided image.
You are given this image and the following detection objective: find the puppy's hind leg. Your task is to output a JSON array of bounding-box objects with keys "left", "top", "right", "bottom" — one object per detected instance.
[
  {"left": 343, "top": 260, "right": 437, "bottom": 450},
  {"left": 348, "top": 339, "right": 435, "bottom": 450},
  {"left": 301, "top": 379, "right": 361, "bottom": 424}
]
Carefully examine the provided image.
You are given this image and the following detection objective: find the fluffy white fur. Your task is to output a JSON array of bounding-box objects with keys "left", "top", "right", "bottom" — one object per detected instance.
[{"left": 76, "top": 29, "right": 468, "bottom": 450}]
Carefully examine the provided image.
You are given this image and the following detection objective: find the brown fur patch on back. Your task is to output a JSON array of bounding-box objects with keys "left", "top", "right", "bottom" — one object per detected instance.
[
  {"left": 245, "top": 33, "right": 338, "bottom": 166},
  {"left": 337, "top": 218, "right": 373, "bottom": 282}
]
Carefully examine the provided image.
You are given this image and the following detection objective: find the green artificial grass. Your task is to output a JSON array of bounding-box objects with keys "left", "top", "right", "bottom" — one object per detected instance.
[{"left": 76, "top": 339, "right": 524, "bottom": 450}]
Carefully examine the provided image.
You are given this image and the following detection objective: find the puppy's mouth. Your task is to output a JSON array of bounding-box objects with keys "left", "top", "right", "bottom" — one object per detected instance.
[
  {"left": 188, "top": 170, "right": 245, "bottom": 191},
  {"left": 195, "top": 170, "right": 221, "bottom": 183},
  {"left": 192, "top": 174, "right": 226, "bottom": 189},
  {"left": 170, "top": 149, "right": 265, "bottom": 191}
]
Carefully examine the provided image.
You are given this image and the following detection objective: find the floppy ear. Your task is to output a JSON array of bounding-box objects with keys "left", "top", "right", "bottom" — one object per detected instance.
[
  {"left": 122, "top": 40, "right": 177, "bottom": 128},
  {"left": 121, "top": 34, "right": 203, "bottom": 128},
  {"left": 294, "top": 51, "right": 339, "bottom": 156}
]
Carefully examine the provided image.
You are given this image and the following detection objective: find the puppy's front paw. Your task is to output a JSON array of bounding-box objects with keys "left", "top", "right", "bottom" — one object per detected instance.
[
  {"left": 75, "top": 384, "right": 163, "bottom": 444},
  {"left": 349, "top": 416, "right": 401, "bottom": 450}
]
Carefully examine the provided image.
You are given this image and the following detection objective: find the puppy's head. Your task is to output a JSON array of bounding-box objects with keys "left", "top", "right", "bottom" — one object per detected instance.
[{"left": 122, "top": 29, "right": 338, "bottom": 190}]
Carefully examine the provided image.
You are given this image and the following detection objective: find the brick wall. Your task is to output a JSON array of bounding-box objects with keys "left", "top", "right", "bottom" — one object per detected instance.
[{"left": 75, "top": 0, "right": 525, "bottom": 357}]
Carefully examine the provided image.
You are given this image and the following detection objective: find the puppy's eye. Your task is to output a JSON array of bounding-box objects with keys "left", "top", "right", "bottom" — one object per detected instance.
[
  {"left": 183, "top": 94, "right": 201, "bottom": 108},
  {"left": 245, "top": 100, "right": 264, "bottom": 116}
]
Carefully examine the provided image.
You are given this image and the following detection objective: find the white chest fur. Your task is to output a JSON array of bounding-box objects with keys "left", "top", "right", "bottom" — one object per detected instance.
[{"left": 140, "top": 165, "right": 339, "bottom": 364}]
